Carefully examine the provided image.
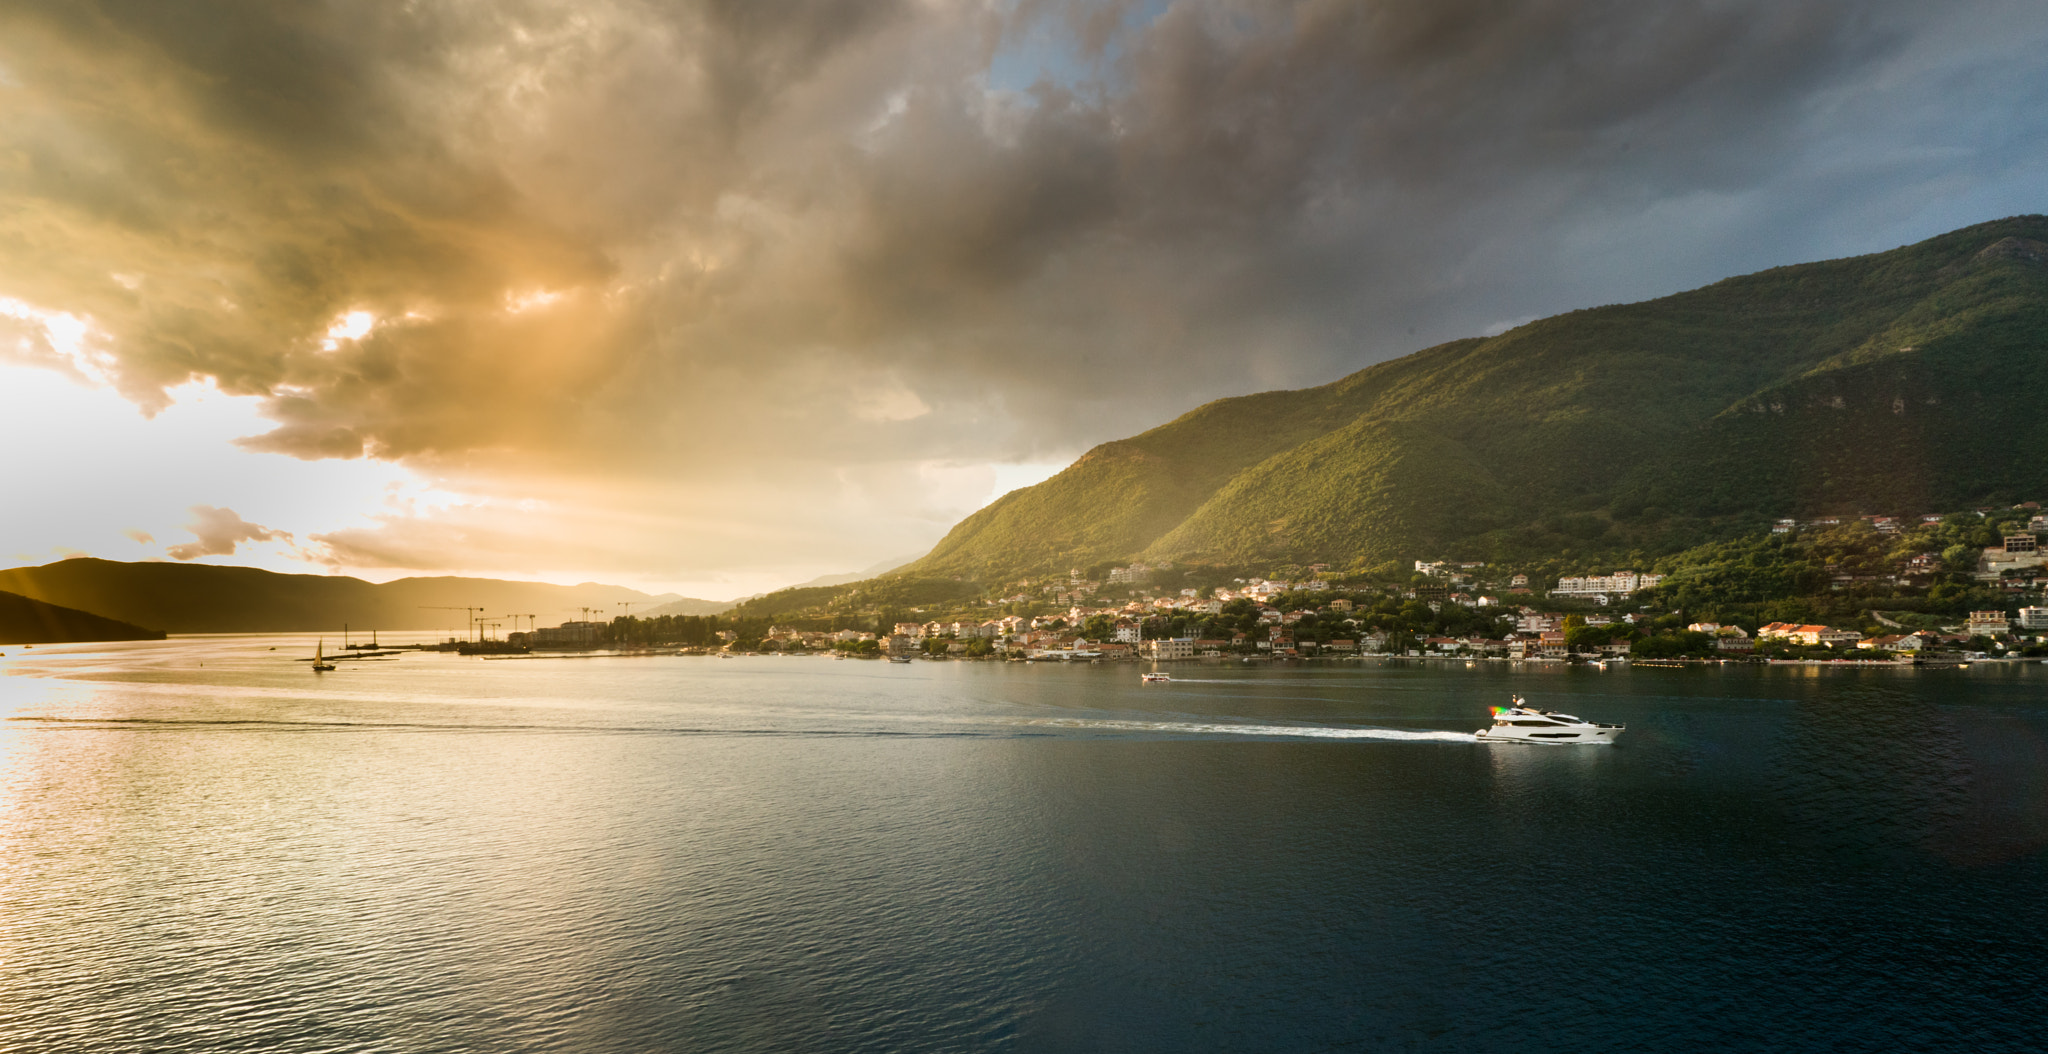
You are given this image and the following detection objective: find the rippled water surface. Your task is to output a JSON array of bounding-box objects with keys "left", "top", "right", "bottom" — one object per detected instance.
[{"left": 2, "top": 638, "right": 2045, "bottom": 1052}]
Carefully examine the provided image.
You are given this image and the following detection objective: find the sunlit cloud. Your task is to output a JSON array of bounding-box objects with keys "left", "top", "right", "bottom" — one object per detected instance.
[
  {"left": 504, "top": 290, "right": 564, "bottom": 314},
  {"left": 0, "top": 297, "right": 110, "bottom": 384},
  {"left": 852, "top": 382, "right": 933, "bottom": 423},
  {"left": 320, "top": 310, "right": 377, "bottom": 351},
  {"left": 165, "top": 505, "right": 291, "bottom": 561}
]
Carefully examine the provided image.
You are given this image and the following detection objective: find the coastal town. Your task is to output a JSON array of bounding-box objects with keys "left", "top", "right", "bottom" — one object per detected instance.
[{"left": 517, "top": 504, "right": 2048, "bottom": 666}]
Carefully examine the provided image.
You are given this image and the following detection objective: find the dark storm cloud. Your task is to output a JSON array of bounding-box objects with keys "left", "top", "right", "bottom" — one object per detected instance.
[{"left": 1, "top": 0, "right": 2042, "bottom": 570}]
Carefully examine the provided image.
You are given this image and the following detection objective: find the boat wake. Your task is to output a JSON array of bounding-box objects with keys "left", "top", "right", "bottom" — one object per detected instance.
[
  {"left": 9, "top": 712, "right": 1479, "bottom": 743},
  {"left": 1027, "top": 718, "right": 1478, "bottom": 742}
]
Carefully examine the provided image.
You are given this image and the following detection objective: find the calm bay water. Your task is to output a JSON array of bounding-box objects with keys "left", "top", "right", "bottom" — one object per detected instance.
[{"left": 2, "top": 638, "right": 2045, "bottom": 1052}]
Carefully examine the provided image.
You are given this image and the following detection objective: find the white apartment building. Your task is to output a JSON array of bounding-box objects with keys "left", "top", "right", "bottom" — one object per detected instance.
[
  {"left": 1553, "top": 572, "right": 1665, "bottom": 597},
  {"left": 1144, "top": 638, "right": 1196, "bottom": 660},
  {"left": 1965, "top": 611, "right": 2012, "bottom": 636}
]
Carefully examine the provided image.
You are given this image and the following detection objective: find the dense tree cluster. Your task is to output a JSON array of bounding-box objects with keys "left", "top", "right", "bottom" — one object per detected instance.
[
  {"left": 1642, "top": 514, "right": 2032, "bottom": 628},
  {"left": 601, "top": 614, "right": 761, "bottom": 646}
]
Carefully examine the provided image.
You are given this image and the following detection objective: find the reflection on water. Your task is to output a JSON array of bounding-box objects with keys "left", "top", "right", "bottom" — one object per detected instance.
[{"left": 1, "top": 639, "right": 2044, "bottom": 1052}]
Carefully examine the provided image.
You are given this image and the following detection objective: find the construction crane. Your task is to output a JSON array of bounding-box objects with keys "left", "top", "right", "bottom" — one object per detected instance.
[
  {"left": 618, "top": 602, "right": 641, "bottom": 619},
  {"left": 420, "top": 606, "right": 483, "bottom": 643},
  {"left": 511, "top": 614, "right": 539, "bottom": 635}
]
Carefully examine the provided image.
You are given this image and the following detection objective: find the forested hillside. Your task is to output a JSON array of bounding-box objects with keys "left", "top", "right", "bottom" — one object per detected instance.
[
  {"left": 0, "top": 590, "right": 165, "bottom": 645},
  {"left": 909, "top": 216, "right": 2048, "bottom": 580}
]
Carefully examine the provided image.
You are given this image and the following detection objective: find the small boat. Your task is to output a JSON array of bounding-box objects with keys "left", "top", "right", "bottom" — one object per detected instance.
[
  {"left": 1475, "top": 696, "right": 1622, "bottom": 744},
  {"left": 888, "top": 655, "right": 913, "bottom": 664},
  {"left": 311, "top": 639, "right": 336, "bottom": 672},
  {"left": 1141, "top": 672, "right": 1171, "bottom": 684}
]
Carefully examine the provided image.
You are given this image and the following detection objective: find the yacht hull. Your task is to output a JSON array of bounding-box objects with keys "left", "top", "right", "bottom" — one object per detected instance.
[{"left": 1474, "top": 727, "right": 1619, "bottom": 744}]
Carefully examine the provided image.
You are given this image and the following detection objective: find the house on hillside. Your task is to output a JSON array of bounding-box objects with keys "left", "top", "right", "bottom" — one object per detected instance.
[
  {"left": 1759, "top": 622, "right": 1858, "bottom": 646},
  {"left": 1860, "top": 632, "right": 1935, "bottom": 653},
  {"left": 1965, "top": 611, "right": 2011, "bottom": 637},
  {"left": 1144, "top": 638, "right": 1195, "bottom": 660}
]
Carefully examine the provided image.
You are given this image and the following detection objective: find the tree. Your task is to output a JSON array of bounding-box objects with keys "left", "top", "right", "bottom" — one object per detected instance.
[
  {"left": 1567, "top": 623, "right": 1627, "bottom": 651},
  {"left": 1631, "top": 630, "right": 1713, "bottom": 658}
]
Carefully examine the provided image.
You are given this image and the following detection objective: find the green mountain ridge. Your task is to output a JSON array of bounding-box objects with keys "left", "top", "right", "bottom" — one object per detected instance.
[
  {"left": 0, "top": 589, "right": 166, "bottom": 645},
  {"left": 0, "top": 559, "right": 721, "bottom": 634},
  {"left": 907, "top": 216, "right": 2048, "bottom": 580}
]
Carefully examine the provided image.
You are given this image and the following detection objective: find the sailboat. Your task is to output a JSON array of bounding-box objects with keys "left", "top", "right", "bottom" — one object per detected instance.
[{"left": 312, "top": 639, "right": 336, "bottom": 672}]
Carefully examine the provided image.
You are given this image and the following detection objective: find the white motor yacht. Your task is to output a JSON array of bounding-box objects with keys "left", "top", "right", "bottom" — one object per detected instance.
[{"left": 1475, "top": 696, "right": 1623, "bottom": 744}]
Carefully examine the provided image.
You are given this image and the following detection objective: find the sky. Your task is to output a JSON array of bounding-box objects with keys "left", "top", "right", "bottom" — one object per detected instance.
[{"left": 1, "top": 0, "right": 2045, "bottom": 600}]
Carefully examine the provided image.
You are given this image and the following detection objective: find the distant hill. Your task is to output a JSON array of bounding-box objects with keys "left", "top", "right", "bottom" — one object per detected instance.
[
  {"left": 637, "top": 596, "right": 736, "bottom": 618},
  {"left": 907, "top": 216, "right": 2048, "bottom": 579},
  {"left": 0, "top": 559, "right": 691, "bottom": 635},
  {"left": 678, "top": 555, "right": 928, "bottom": 621},
  {"left": 780, "top": 553, "right": 926, "bottom": 592},
  {"left": 0, "top": 589, "right": 165, "bottom": 645},
  {"left": 709, "top": 553, "right": 930, "bottom": 607}
]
